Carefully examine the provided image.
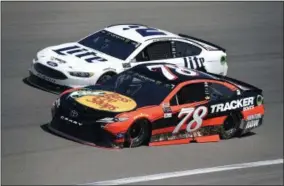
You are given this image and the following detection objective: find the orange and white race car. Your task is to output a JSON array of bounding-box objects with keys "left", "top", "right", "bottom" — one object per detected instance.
[{"left": 48, "top": 63, "right": 264, "bottom": 148}]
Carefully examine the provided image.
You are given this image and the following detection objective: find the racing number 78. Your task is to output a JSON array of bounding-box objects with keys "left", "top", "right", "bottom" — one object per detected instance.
[{"left": 173, "top": 106, "right": 208, "bottom": 134}]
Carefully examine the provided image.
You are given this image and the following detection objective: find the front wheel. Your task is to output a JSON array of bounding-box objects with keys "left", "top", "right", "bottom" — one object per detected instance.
[
  {"left": 97, "top": 73, "right": 113, "bottom": 84},
  {"left": 125, "top": 120, "right": 151, "bottom": 148}
]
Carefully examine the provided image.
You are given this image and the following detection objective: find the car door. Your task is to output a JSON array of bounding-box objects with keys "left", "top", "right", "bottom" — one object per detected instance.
[
  {"left": 168, "top": 82, "right": 210, "bottom": 135},
  {"left": 172, "top": 40, "right": 208, "bottom": 71}
]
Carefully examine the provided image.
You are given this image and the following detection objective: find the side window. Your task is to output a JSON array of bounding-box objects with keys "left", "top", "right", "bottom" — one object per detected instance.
[
  {"left": 207, "top": 82, "right": 236, "bottom": 100},
  {"left": 171, "top": 83, "right": 205, "bottom": 105},
  {"left": 135, "top": 41, "right": 173, "bottom": 62},
  {"left": 175, "top": 41, "right": 202, "bottom": 58}
]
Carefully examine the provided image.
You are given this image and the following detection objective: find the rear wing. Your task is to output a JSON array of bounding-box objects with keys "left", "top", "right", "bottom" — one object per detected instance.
[
  {"left": 207, "top": 72, "right": 263, "bottom": 93},
  {"left": 178, "top": 34, "right": 226, "bottom": 52}
]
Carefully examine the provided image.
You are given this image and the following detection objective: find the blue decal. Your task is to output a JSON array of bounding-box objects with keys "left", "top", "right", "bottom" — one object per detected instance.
[
  {"left": 52, "top": 45, "right": 107, "bottom": 63},
  {"left": 116, "top": 133, "right": 125, "bottom": 139},
  {"left": 85, "top": 56, "right": 107, "bottom": 63},
  {"left": 135, "top": 28, "right": 167, "bottom": 37},
  {"left": 66, "top": 48, "right": 88, "bottom": 54},
  {"left": 53, "top": 45, "right": 80, "bottom": 55},
  {"left": 123, "top": 25, "right": 167, "bottom": 37},
  {"left": 47, "top": 61, "right": 58, "bottom": 67}
]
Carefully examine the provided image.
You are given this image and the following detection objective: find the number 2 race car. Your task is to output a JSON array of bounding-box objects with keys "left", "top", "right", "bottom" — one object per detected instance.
[
  {"left": 48, "top": 63, "right": 264, "bottom": 148},
  {"left": 28, "top": 24, "right": 227, "bottom": 93}
]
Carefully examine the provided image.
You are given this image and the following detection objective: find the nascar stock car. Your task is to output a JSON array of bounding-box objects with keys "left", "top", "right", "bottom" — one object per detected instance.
[
  {"left": 28, "top": 23, "right": 228, "bottom": 93},
  {"left": 48, "top": 63, "right": 264, "bottom": 148}
]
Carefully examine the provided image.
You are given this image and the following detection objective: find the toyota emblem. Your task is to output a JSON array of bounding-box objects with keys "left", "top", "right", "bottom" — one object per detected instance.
[{"left": 70, "top": 110, "right": 78, "bottom": 118}]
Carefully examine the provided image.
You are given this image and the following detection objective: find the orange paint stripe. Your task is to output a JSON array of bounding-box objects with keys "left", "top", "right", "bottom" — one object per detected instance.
[
  {"left": 149, "top": 138, "right": 192, "bottom": 146},
  {"left": 194, "top": 135, "right": 220, "bottom": 143},
  {"left": 242, "top": 105, "right": 265, "bottom": 120},
  {"left": 152, "top": 116, "right": 226, "bottom": 135},
  {"left": 114, "top": 138, "right": 125, "bottom": 143}
]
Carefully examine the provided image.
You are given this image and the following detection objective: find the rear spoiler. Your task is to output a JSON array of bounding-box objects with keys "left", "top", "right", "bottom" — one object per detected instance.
[
  {"left": 178, "top": 34, "right": 226, "bottom": 52},
  {"left": 206, "top": 72, "right": 263, "bottom": 93}
]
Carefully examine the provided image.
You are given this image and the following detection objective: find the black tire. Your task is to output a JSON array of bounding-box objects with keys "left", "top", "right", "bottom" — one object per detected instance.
[
  {"left": 219, "top": 113, "right": 241, "bottom": 139},
  {"left": 125, "top": 119, "right": 151, "bottom": 148},
  {"left": 97, "top": 73, "right": 115, "bottom": 84}
]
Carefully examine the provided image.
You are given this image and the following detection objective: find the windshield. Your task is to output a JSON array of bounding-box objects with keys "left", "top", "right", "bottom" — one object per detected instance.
[
  {"left": 88, "top": 70, "right": 174, "bottom": 107},
  {"left": 78, "top": 30, "right": 140, "bottom": 60}
]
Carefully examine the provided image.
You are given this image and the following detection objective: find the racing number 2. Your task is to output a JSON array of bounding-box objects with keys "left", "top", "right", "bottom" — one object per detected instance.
[{"left": 173, "top": 106, "right": 208, "bottom": 134}]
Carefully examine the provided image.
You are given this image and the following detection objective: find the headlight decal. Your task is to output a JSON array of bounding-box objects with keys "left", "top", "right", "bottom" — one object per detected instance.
[{"left": 69, "top": 71, "right": 94, "bottom": 78}]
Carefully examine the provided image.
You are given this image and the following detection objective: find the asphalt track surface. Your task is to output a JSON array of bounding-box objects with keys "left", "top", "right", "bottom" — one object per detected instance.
[{"left": 1, "top": 2, "right": 283, "bottom": 185}]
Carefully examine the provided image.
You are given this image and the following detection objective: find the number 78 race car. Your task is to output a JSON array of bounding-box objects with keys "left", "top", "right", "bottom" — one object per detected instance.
[
  {"left": 28, "top": 24, "right": 227, "bottom": 93},
  {"left": 48, "top": 64, "right": 264, "bottom": 148}
]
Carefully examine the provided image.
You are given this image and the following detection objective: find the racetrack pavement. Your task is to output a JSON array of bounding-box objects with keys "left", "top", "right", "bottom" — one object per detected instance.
[{"left": 1, "top": 2, "right": 283, "bottom": 185}]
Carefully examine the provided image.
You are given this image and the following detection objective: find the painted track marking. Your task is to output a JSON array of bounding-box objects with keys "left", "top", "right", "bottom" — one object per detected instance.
[{"left": 80, "top": 159, "right": 283, "bottom": 185}]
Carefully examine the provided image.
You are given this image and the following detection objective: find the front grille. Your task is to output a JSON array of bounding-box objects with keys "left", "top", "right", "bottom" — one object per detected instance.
[
  {"left": 50, "top": 117, "right": 115, "bottom": 143},
  {"left": 34, "top": 63, "right": 67, "bottom": 80},
  {"left": 28, "top": 74, "right": 69, "bottom": 93}
]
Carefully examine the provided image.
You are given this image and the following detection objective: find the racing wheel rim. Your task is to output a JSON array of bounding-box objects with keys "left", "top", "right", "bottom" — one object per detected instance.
[{"left": 126, "top": 120, "right": 149, "bottom": 147}]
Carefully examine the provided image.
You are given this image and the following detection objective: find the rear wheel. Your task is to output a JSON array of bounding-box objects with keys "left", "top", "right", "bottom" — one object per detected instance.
[
  {"left": 125, "top": 119, "right": 151, "bottom": 148},
  {"left": 219, "top": 113, "right": 241, "bottom": 139}
]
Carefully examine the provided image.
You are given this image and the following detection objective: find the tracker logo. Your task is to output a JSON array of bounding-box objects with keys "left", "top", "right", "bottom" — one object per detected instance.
[
  {"left": 211, "top": 97, "right": 254, "bottom": 113},
  {"left": 53, "top": 45, "right": 107, "bottom": 63}
]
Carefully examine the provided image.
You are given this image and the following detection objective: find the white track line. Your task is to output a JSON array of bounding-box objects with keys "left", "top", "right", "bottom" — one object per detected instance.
[{"left": 81, "top": 159, "right": 283, "bottom": 185}]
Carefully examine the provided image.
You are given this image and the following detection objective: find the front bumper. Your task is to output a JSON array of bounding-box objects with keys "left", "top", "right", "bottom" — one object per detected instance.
[
  {"left": 27, "top": 73, "right": 71, "bottom": 94},
  {"left": 29, "top": 60, "right": 99, "bottom": 92},
  {"left": 49, "top": 114, "right": 124, "bottom": 148}
]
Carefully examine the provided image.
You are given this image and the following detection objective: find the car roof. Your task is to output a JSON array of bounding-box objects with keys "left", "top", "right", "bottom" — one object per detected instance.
[
  {"left": 130, "top": 63, "right": 219, "bottom": 85},
  {"left": 104, "top": 24, "right": 181, "bottom": 43}
]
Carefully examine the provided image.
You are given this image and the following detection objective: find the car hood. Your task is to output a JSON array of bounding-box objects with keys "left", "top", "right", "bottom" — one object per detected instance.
[
  {"left": 63, "top": 89, "right": 138, "bottom": 113},
  {"left": 38, "top": 42, "right": 123, "bottom": 72}
]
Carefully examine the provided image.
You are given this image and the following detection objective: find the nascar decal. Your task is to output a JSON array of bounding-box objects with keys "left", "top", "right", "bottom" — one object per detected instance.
[
  {"left": 183, "top": 56, "right": 205, "bottom": 69},
  {"left": 53, "top": 45, "right": 107, "bottom": 63},
  {"left": 211, "top": 97, "right": 254, "bottom": 113},
  {"left": 74, "top": 90, "right": 137, "bottom": 112}
]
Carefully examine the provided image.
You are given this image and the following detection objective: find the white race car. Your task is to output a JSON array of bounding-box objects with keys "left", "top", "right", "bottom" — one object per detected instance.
[{"left": 28, "top": 24, "right": 228, "bottom": 92}]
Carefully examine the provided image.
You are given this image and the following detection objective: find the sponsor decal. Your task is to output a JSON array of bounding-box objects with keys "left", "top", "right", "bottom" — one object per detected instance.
[
  {"left": 116, "top": 133, "right": 125, "bottom": 139},
  {"left": 69, "top": 90, "right": 105, "bottom": 98},
  {"left": 123, "top": 25, "right": 167, "bottom": 37},
  {"left": 210, "top": 97, "right": 254, "bottom": 113},
  {"left": 36, "top": 73, "right": 56, "bottom": 83},
  {"left": 60, "top": 116, "right": 82, "bottom": 126},
  {"left": 245, "top": 120, "right": 259, "bottom": 129},
  {"left": 122, "top": 63, "right": 131, "bottom": 68},
  {"left": 69, "top": 110, "right": 78, "bottom": 118},
  {"left": 183, "top": 56, "right": 205, "bottom": 69},
  {"left": 53, "top": 45, "right": 107, "bottom": 63},
  {"left": 73, "top": 90, "right": 137, "bottom": 112},
  {"left": 162, "top": 103, "right": 172, "bottom": 118},
  {"left": 47, "top": 61, "right": 58, "bottom": 67},
  {"left": 247, "top": 113, "right": 262, "bottom": 120},
  {"left": 50, "top": 57, "right": 66, "bottom": 64}
]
